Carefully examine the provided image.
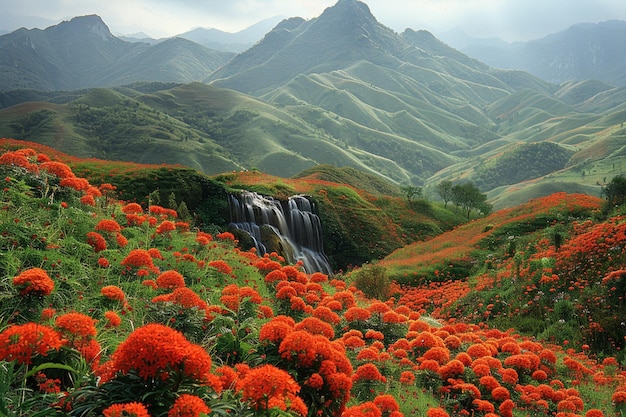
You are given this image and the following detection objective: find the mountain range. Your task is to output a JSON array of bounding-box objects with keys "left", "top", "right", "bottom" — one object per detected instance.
[
  {"left": 0, "top": 15, "right": 234, "bottom": 90},
  {"left": 0, "top": 0, "right": 625, "bottom": 210},
  {"left": 441, "top": 20, "right": 626, "bottom": 87}
]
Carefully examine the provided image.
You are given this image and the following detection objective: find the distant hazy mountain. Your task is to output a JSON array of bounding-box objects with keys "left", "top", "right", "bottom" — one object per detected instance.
[
  {"left": 177, "top": 15, "right": 285, "bottom": 52},
  {"left": 0, "top": 15, "right": 234, "bottom": 90},
  {"left": 441, "top": 20, "right": 626, "bottom": 86},
  {"left": 118, "top": 32, "right": 160, "bottom": 45}
]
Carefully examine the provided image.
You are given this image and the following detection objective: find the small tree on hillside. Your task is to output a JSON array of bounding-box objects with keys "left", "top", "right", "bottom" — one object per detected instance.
[
  {"left": 451, "top": 181, "right": 490, "bottom": 219},
  {"left": 602, "top": 175, "right": 626, "bottom": 207},
  {"left": 436, "top": 180, "right": 453, "bottom": 208},
  {"left": 401, "top": 185, "right": 422, "bottom": 209}
]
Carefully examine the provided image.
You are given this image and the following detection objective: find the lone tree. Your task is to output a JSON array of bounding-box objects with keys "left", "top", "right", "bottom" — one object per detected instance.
[
  {"left": 401, "top": 185, "right": 422, "bottom": 209},
  {"left": 451, "top": 181, "right": 491, "bottom": 219},
  {"left": 602, "top": 175, "right": 626, "bottom": 207},
  {"left": 436, "top": 180, "right": 453, "bottom": 208}
]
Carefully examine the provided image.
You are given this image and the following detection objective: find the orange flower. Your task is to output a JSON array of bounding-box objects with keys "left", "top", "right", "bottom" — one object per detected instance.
[
  {"left": 343, "top": 306, "right": 371, "bottom": 322},
  {"left": 102, "top": 402, "right": 151, "bottom": 417},
  {"left": 167, "top": 394, "right": 210, "bottom": 417},
  {"left": 151, "top": 287, "right": 211, "bottom": 319},
  {"left": 121, "top": 249, "right": 159, "bottom": 273},
  {"left": 426, "top": 407, "right": 450, "bottom": 417},
  {"left": 279, "top": 330, "right": 319, "bottom": 367},
  {"left": 80, "top": 194, "right": 96, "bottom": 206},
  {"left": 499, "top": 399, "right": 515, "bottom": 417},
  {"left": 342, "top": 402, "right": 382, "bottom": 417},
  {"left": 304, "top": 373, "right": 324, "bottom": 389},
  {"left": 352, "top": 363, "right": 386, "bottom": 383},
  {"left": 156, "top": 270, "right": 186, "bottom": 289},
  {"left": 55, "top": 312, "right": 97, "bottom": 346},
  {"left": 422, "top": 346, "right": 450, "bottom": 365},
  {"left": 41, "top": 308, "right": 56, "bottom": 320},
  {"left": 294, "top": 317, "right": 335, "bottom": 339},
  {"left": 98, "top": 257, "right": 110, "bottom": 268},
  {"left": 216, "top": 231, "right": 236, "bottom": 241},
  {"left": 60, "top": 176, "right": 90, "bottom": 191},
  {"left": 156, "top": 220, "right": 176, "bottom": 234},
  {"left": 492, "top": 386, "right": 511, "bottom": 401},
  {"left": 209, "top": 260, "right": 233, "bottom": 275},
  {"left": 104, "top": 311, "right": 122, "bottom": 328},
  {"left": 498, "top": 368, "right": 519, "bottom": 385},
  {"left": 86, "top": 231, "right": 107, "bottom": 252},
  {"left": 116, "top": 233, "right": 128, "bottom": 247},
  {"left": 95, "top": 219, "right": 122, "bottom": 234},
  {"left": 101, "top": 285, "right": 125, "bottom": 302},
  {"left": 237, "top": 364, "right": 305, "bottom": 415},
  {"left": 122, "top": 203, "right": 143, "bottom": 214},
  {"left": 312, "top": 306, "right": 341, "bottom": 325},
  {"left": 260, "top": 316, "right": 295, "bottom": 344},
  {"left": 39, "top": 161, "right": 74, "bottom": 178},
  {"left": 0, "top": 322, "right": 64, "bottom": 364},
  {"left": 399, "top": 370, "right": 416, "bottom": 385},
  {"left": 13, "top": 267, "right": 54, "bottom": 296},
  {"left": 612, "top": 389, "right": 626, "bottom": 404},
  {"left": 100, "top": 323, "right": 213, "bottom": 383}
]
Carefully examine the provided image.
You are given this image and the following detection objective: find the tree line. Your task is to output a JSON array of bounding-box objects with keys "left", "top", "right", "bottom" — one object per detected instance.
[{"left": 402, "top": 180, "right": 491, "bottom": 219}]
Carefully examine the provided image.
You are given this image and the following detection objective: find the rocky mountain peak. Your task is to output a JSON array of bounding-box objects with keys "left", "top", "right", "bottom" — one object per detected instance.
[{"left": 49, "top": 14, "right": 113, "bottom": 41}]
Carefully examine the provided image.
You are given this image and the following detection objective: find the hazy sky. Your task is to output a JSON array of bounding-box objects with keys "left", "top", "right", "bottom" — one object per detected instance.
[{"left": 2, "top": 0, "right": 625, "bottom": 41}]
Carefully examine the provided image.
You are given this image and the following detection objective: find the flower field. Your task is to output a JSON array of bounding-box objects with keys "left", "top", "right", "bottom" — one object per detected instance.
[{"left": 1, "top": 144, "right": 625, "bottom": 417}]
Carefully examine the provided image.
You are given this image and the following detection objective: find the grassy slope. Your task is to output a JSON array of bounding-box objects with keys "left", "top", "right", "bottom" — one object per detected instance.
[
  {"left": 1, "top": 75, "right": 625, "bottom": 210},
  {"left": 378, "top": 190, "right": 626, "bottom": 358}
]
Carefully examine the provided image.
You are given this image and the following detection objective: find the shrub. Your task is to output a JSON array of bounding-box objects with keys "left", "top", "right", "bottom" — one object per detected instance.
[{"left": 353, "top": 264, "right": 391, "bottom": 299}]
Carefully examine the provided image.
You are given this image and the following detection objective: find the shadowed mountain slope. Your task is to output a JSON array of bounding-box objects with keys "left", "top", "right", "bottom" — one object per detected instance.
[{"left": 0, "top": 15, "right": 233, "bottom": 90}]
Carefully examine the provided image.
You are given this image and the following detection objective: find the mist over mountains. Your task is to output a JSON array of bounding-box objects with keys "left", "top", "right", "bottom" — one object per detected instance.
[
  {"left": 0, "top": 0, "right": 625, "bottom": 209},
  {"left": 441, "top": 20, "right": 626, "bottom": 87}
]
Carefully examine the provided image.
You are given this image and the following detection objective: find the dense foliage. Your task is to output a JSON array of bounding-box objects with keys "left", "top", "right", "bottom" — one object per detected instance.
[{"left": 473, "top": 142, "right": 574, "bottom": 191}]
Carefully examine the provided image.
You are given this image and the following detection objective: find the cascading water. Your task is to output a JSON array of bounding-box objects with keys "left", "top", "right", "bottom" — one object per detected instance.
[{"left": 228, "top": 191, "right": 332, "bottom": 275}]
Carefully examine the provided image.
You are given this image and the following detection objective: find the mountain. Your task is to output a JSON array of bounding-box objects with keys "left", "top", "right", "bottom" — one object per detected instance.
[
  {"left": 207, "top": 0, "right": 626, "bottom": 196},
  {"left": 177, "top": 15, "right": 285, "bottom": 52},
  {"left": 1, "top": 1, "right": 625, "bottom": 209},
  {"left": 0, "top": 15, "right": 234, "bottom": 91},
  {"left": 118, "top": 32, "right": 160, "bottom": 45},
  {"left": 443, "top": 20, "right": 626, "bottom": 87}
]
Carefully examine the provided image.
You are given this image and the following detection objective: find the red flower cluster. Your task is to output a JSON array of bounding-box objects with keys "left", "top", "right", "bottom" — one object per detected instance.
[
  {"left": 167, "top": 394, "right": 210, "bottom": 417},
  {"left": 0, "top": 322, "right": 64, "bottom": 364},
  {"left": 156, "top": 270, "right": 186, "bottom": 289},
  {"left": 101, "top": 285, "right": 126, "bottom": 302},
  {"left": 237, "top": 364, "right": 307, "bottom": 416},
  {"left": 99, "top": 323, "right": 215, "bottom": 385},
  {"left": 102, "top": 402, "right": 151, "bottom": 417},
  {"left": 12, "top": 267, "right": 55, "bottom": 296}
]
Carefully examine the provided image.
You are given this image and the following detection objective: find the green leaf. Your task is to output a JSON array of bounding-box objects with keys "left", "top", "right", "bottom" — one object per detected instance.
[{"left": 25, "top": 362, "right": 78, "bottom": 379}]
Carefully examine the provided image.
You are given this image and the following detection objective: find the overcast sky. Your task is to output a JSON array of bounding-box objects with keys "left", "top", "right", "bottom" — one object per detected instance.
[{"left": 2, "top": 0, "right": 625, "bottom": 42}]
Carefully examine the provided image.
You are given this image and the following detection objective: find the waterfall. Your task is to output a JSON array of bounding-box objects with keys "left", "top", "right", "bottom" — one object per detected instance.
[{"left": 228, "top": 191, "right": 332, "bottom": 275}]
